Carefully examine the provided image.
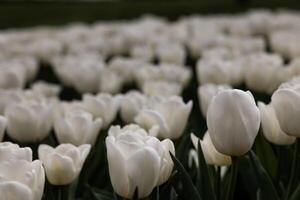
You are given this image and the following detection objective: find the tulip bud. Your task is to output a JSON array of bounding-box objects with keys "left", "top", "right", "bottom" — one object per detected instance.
[
  {"left": 198, "top": 84, "right": 232, "bottom": 117},
  {"left": 191, "top": 132, "right": 231, "bottom": 166},
  {"left": 0, "top": 142, "right": 32, "bottom": 161},
  {"left": 54, "top": 110, "right": 102, "bottom": 146},
  {"left": 135, "top": 96, "right": 192, "bottom": 139},
  {"left": 258, "top": 102, "right": 296, "bottom": 145},
  {"left": 5, "top": 100, "right": 53, "bottom": 143},
  {"left": 38, "top": 143, "right": 91, "bottom": 185},
  {"left": 272, "top": 80, "right": 300, "bottom": 137},
  {"left": 0, "top": 159, "right": 45, "bottom": 200},
  {"left": 82, "top": 93, "right": 120, "bottom": 128},
  {"left": 106, "top": 124, "right": 175, "bottom": 199},
  {"left": 207, "top": 89, "right": 260, "bottom": 156}
]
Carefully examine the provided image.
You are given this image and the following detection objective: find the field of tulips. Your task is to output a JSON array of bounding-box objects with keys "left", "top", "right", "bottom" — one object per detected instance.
[{"left": 2, "top": 9, "right": 300, "bottom": 200}]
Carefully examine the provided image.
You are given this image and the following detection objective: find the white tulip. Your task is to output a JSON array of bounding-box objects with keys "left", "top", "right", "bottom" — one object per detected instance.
[
  {"left": 120, "top": 91, "right": 148, "bottom": 124},
  {"left": 198, "top": 84, "right": 232, "bottom": 117},
  {"left": 99, "top": 68, "right": 124, "bottom": 94},
  {"left": 142, "top": 81, "right": 182, "bottom": 97},
  {"left": 120, "top": 91, "right": 147, "bottom": 124},
  {"left": 31, "top": 81, "right": 61, "bottom": 98},
  {"left": 0, "top": 159, "right": 45, "bottom": 200},
  {"left": 82, "top": 93, "right": 120, "bottom": 128},
  {"left": 258, "top": 102, "right": 296, "bottom": 145},
  {"left": 272, "top": 81, "right": 300, "bottom": 137},
  {"left": 156, "top": 43, "right": 186, "bottom": 65},
  {"left": 243, "top": 53, "right": 285, "bottom": 93},
  {"left": 5, "top": 100, "right": 53, "bottom": 143},
  {"left": 196, "top": 59, "right": 243, "bottom": 86},
  {"left": 0, "top": 116, "right": 6, "bottom": 142},
  {"left": 38, "top": 143, "right": 91, "bottom": 185},
  {"left": 0, "top": 66, "right": 26, "bottom": 89},
  {"left": 207, "top": 89, "right": 260, "bottom": 156},
  {"left": 135, "top": 96, "right": 192, "bottom": 139},
  {"left": 0, "top": 142, "right": 32, "bottom": 162},
  {"left": 108, "top": 57, "right": 145, "bottom": 84},
  {"left": 54, "top": 110, "right": 102, "bottom": 146},
  {"left": 106, "top": 124, "right": 175, "bottom": 199},
  {"left": 0, "top": 89, "right": 23, "bottom": 114},
  {"left": 191, "top": 132, "right": 232, "bottom": 166}
]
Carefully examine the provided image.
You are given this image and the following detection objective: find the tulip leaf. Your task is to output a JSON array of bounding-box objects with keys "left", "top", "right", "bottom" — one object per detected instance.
[
  {"left": 290, "top": 180, "right": 300, "bottom": 200},
  {"left": 90, "top": 187, "right": 114, "bottom": 200},
  {"left": 170, "top": 152, "right": 202, "bottom": 200},
  {"left": 249, "top": 151, "right": 279, "bottom": 200},
  {"left": 196, "top": 141, "right": 216, "bottom": 200},
  {"left": 255, "top": 131, "right": 278, "bottom": 179}
]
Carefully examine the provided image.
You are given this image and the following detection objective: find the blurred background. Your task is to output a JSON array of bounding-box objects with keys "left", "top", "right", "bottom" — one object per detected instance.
[{"left": 1, "top": 0, "right": 300, "bottom": 29}]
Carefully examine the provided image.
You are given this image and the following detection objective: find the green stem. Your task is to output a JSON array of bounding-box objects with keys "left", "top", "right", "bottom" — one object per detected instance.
[
  {"left": 156, "top": 186, "right": 160, "bottom": 200},
  {"left": 216, "top": 166, "right": 221, "bottom": 200},
  {"left": 286, "top": 139, "right": 300, "bottom": 200},
  {"left": 225, "top": 157, "right": 238, "bottom": 200}
]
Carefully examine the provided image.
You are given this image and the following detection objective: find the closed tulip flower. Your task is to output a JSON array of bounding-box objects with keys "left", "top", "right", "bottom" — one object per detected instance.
[
  {"left": 191, "top": 132, "right": 232, "bottom": 166},
  {"left": 207, "top": 89, "right": 260, "bottom": 156},
  {"left": 38, "top": 143, "right": 91, "bottom": 185},
  {"left": 258, "top": 102, "right": 296, "bottom": 145},
  {"left": 54, "top": 110, "right": 102, "bottom": 146},
  {"left": 0, "top": 159, "right": 45, "bottom": 200},
  {"left": 272, "top": 80, "right": 300, "bottom": 137},
  {"left": 135, "top": 96, "right": 192, "bottom": 139},
  {"left": 5, "top": 100, "right": 53, "bottom": 143},
  {"left": 0, "top": 116, "right": 7, "bottom": 142},
  {"left": 82, "top": 93, "right": 120, "bottom": 128},
  {"left": 0, "top": 142, "right": 32, "bottom": 161},
  {"left": 198, "top": 83, "right": 232, "bottom": 117},
  {"left": 106, "top": 124, "right": 175, "bottom": 199}
]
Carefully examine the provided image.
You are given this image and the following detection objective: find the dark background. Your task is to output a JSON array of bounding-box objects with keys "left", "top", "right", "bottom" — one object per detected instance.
[{"left": 0, "top": 0, "right": 300, "bottom": 29}]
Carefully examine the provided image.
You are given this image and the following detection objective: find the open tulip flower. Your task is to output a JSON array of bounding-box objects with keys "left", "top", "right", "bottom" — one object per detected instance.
[
  {"left": 106, "top": 124, "right": 175, "bottom": 199},
  {"left": 5, "top": 100, "right": 53, "bottom": 143},
  {"left": 38, "top": 143, "right": 91, "bottom": 185},
  {"left": 135, "top": 96, "right": 192, "bottom": 139}
]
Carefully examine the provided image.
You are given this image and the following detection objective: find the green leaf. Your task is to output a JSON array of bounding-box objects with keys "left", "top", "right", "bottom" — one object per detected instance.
[
  {"left": 249, "top": 151, "right": 279, "bottom": 200},
  {"left": 90, "top": 187, "right": 114, "bottom": 200},
  {"left": 290, "top": 180, "right": 300, "bottom": 200},
  {"left": 196, "top": 141, "right": 216, "bottom": 200},
  {"left": 170, "top": 152, "right": 202, "bottom": 200},
  {"left": 255, "top": 132, "right": 278, "bottom": 180},
  {"left": 224, "top": 158, "right": 238, "bottom": 200}
]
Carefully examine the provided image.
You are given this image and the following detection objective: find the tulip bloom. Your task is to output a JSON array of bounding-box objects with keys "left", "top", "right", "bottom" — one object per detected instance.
[
  {"left": 82, "top": 93, "right": 120, "bottom": 128},
  {"left": 0, "top": 142, "right": 32, "bottom": 161},
  {"left": 272, "top": 80, "right": 300, "bottom": 137},
  {"left": 38, "top": 143, "right": 91, "bottom": 185},
  {"left": 5, "top": 100, "right": 53, "bottom": 143},
  {"left": 191, "top": 132, "right": 231, "bottom": 166},
  {"left": 0, "top": 159, "right": 45, "bottom": 200},
  {"left": 106, "top": 124, "right": 175, "bottom": 199},
  {"left": 135, "top": 96, "right": 192, "bottom": 139},
  {"left": 207, "top": 89, "right": 260, "bottom": 156},
  {"left": 258, "top": 102, "right": 296, "bottom": 145},
  {"left": 54, "top": 110, "right": 102, "bottom": 146},
  {"left": 198, "top": 83, "right": 232, "bottom": 117}
]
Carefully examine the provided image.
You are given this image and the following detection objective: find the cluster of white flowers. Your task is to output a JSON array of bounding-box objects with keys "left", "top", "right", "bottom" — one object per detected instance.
[{"left": 3, "top": 9, "right": 300, "bottom": 200}]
